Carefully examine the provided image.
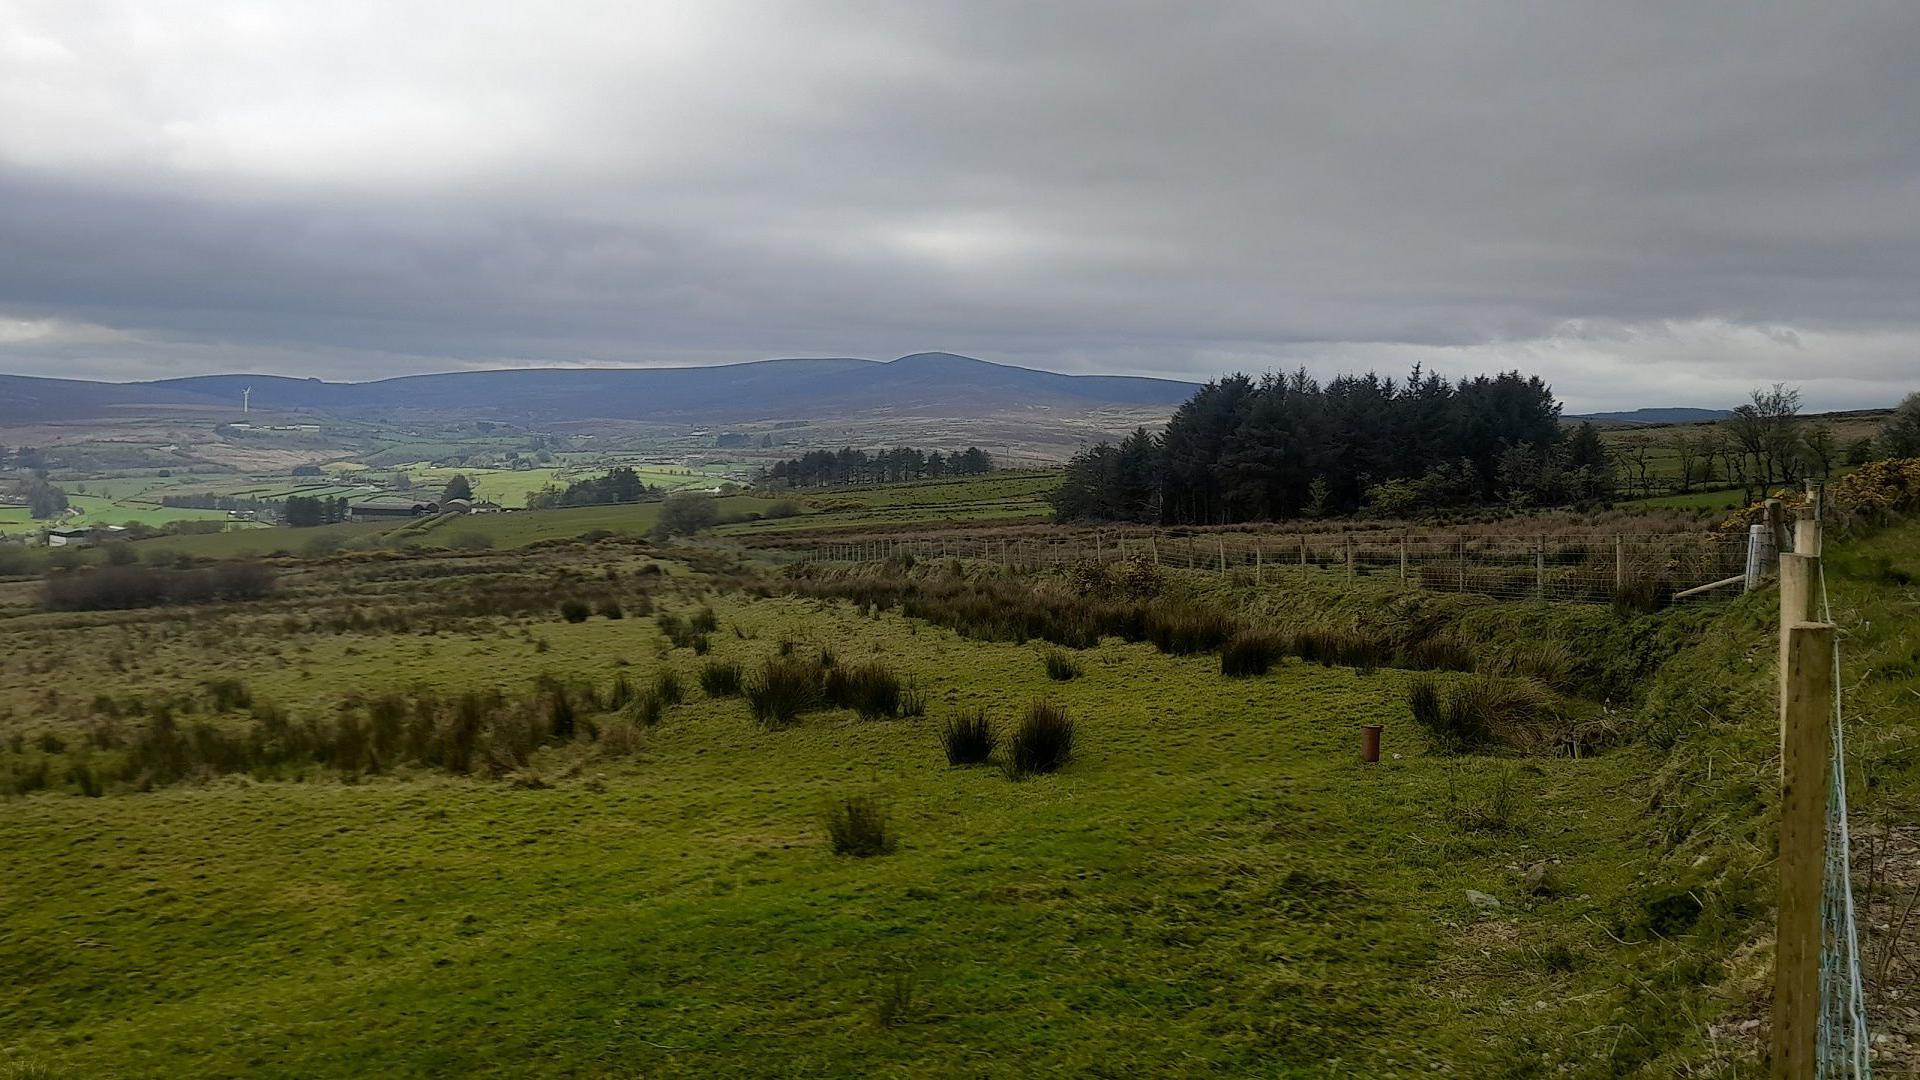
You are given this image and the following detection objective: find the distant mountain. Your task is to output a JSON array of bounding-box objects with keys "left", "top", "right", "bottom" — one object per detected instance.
[
  {"left": 1567, "top": 407, "right": 1733, "bottom": 427},
  {"left": 0, "top": 353, "right": 1196, "bottom": 425},
  {"left": 0, "top": 351, "right": 1198, "bottom": 422}
]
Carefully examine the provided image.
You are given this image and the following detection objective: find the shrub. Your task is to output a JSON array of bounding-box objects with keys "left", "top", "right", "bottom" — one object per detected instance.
[
  {"left": 747, "top": 655, "right": 825, "bottom": 726},
  {"left": 940, "top": 708, "right": 995, "bottom": 765},
  {"left": 1220, "top": 632, "right": 1284, "bottom": 677},
  {"left": 39, "top": 562, "right": 275, "bottom": 611},
  {"left": 1042, "top": 649, "right": 1082, "bottom": 681},
  {"left": 559, "top": 599, "right": 591, "bottom": 623},
  {"left": 1006, "top": 701, "right": 1075, "bottom": 776},
  {"left": 699, "top": 659, "right": 744, "bottom": 697},
  {"left": 596, "top": 599, "right": 624, "bottom": 620},
  {"left": 689, "top": 607, "right": 720, "bottom": 634},
  {"left": 823, "top": 795, "right": 896, "bottom": 856}
]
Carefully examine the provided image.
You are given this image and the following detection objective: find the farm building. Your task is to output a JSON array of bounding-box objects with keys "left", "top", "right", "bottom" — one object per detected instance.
[
  {"left": 349, "top": 498, "right": 439, "bottom": 522},
  {"left": 47, "top": 526, "right": 93, "bottom": 547}
]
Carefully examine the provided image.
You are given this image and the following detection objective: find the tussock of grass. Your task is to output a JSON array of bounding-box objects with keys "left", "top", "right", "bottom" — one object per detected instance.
[
  {"left": 940, "top": 708, "right": 995, "bottom": 765},
  {"left": 1042, "top": 649, "right": 1083, "bottom": 681},
  {"left": 1006, "top": 701, "right": 1074, "bottom": 777},
  {"left": 1219, "top": 632, "right": 1285, "bottom": 677},
  {"left": 747, "top": 655, "right": 824, "bottom": 727},
  {"left": 699, "top": 659, "right": 744, "bottom": 697},
  {"left": 823, "top": 795, "right": 895, "bottom": 856}
]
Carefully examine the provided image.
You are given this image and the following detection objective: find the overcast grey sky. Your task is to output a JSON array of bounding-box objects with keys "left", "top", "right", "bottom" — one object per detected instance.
[{"left": 3, "top": 2, "right": 1917, "bottom": 410}]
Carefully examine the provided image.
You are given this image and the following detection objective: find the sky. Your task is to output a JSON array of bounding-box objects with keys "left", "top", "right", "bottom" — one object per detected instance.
[{"left": 2, "top": 2, "right": 1918, "bottom": 412}]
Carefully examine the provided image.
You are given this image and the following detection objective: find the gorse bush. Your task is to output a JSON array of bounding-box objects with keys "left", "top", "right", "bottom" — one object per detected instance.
[
  {"left": 1006, "top": 701, "right": 1074, "bottom": 776},
  {"left": 699, "top": 659, "right": 744, "bottom": 697},
  {"left": 822, "top": 794, "right": 896, "bottom": 856},
  {"left": 559, "top": 599, "right": 591, "bottom": 623},
  {"left": 1042, "top": 649, "right": 1082, "bottom": 681},
  {"left": 940, "top": 708, "right": 995, "bottom": 765}
]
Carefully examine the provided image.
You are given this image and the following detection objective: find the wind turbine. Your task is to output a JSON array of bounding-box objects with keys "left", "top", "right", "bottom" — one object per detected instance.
[{"left": 242, "top": 387, "right": 251, "bottom": 414}]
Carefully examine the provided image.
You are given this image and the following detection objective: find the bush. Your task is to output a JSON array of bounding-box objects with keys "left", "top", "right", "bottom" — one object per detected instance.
[
  {"left": 1220, "top": 632, "right": 1284, "bottom": 677},
  {"left": 823, "top": 795, "right": 896, "bottom": 856},
  {"left": 747, "top": 655, "right": 825, "bottom": 726},
  {"left": 596, "top": 599, "right": 624, "bottom": 620},
  {"left": 559, "top": 599, "right": 591, "bottom": 623},
  {"left": 39, "top": 562, "right": 275, "bottom": 611},
  {"left": 699, "top": 659, "right": 744, "bottom": 697},
  {"left": 940, "top": 708, "right": 995, "bottom": 765},
  {"left": 689, "top": 607, "right": 719, "bottom": 634},
  {"left": 1042, "top": 649, "right": 1082, "bottom": 681},
  {"left": 1006, "top": 701, "right": 1075, "bottom": 776}
]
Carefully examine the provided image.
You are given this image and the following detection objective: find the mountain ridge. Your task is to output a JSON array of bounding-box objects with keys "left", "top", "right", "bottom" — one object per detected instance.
[{"left": 2, "top": 353, "right": 1197, "bottom": 424}]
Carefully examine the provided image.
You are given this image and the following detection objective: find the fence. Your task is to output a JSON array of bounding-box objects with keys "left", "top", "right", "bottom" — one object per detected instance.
[{"left": 797, "top": 528, "right": 1751, "bottom": 605}]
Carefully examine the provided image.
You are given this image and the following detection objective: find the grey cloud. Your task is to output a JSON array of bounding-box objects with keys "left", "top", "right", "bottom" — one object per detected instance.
[{"left": 2, "top": 1, "right": 1918, "bottom": 410}]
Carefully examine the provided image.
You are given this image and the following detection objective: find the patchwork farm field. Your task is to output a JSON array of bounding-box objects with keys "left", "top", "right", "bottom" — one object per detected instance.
[{"left": 1, "top": 511, "right": 1914, "bottom": 1076}]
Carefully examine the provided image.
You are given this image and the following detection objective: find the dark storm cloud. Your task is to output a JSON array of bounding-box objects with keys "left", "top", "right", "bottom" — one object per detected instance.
[{"left": 2, "top": 1, "right": 1918, "bottom": 409}]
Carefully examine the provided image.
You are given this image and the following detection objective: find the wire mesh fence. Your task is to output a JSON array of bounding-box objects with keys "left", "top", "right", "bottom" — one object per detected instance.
[{"left": 796, "top": 528, "right": 1752, "bottom": 605}]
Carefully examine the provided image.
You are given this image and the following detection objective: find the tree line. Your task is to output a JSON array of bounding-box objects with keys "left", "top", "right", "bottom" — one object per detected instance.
[
  {"left": 286, "top": 496, "right": 351, "bottom": 527},
  {"left": 1053, "top": 368, "right": 1605, "bottom": 523},
  {"left": 526, "top": 467, "right": 662, "bottom": 509},
  {"left": 758, "top": 447, "right": 993, "bottom": 488}
]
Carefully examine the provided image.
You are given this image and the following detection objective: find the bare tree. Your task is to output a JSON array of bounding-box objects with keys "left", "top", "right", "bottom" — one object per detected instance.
[{"left": 1669, "top": 429, "right": 1702, "bottom": 493}]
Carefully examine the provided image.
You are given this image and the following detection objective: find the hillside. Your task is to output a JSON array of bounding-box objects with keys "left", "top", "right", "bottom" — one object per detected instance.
[
  {"left": 1568, "top": 407, "right": 1735, "bottom": 426},
  {"left": 0, "top": 354, "right": 1195, "bottom": 425}
]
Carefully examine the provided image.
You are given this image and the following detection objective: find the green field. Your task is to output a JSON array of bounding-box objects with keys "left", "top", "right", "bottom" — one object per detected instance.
[
  {"left": 134, "top": 493, "right": 806, "bottom": 557},
  {"left": 0, "top": 495, "right": 237, "bottom": 531},
  {"left": 3, "top": 488, "right": 1915, "bottom": 1073}
]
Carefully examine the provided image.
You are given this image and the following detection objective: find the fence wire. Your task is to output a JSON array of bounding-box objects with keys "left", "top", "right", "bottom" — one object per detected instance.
[
  {"left": 798, "top": 529, "right": 1751, "bottom": 606},
  {"left": 1817, "top": 559, "right": 1873, "bottom": 1078}
]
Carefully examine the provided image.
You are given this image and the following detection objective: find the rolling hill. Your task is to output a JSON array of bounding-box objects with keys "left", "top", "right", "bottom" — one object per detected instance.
[{"left": 0, "top": 353, "right": 1196, "bottom": 425}]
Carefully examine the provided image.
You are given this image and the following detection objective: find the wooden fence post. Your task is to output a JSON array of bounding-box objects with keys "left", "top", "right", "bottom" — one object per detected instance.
[
  {"left": 1770, "top": 620, "right": 1835, "bottom": 1080},
  {"left": 1536, "top": 534, "right": 1546, "bottom": 600},
  {"left": 1765, "top": 499, "right": 1790, "bottom": 565},
  {"left": 1344, "top": 532, "right": 1353, "bottom": 578},
  {"left": 1255, "top": 544, "right": 1263, "bottom": 586},
  {"left": 1218, "top": 536, "right": 1227, "bottom": 573},
  {"left": 1399, "top": 533, "right": 1408, "bottom": 584},
  {"left": 1299, "top": 534, "right": 1308, "bottom": 566},
  {"left": 1794, "top": 514, "right": 1821, "bottom": 559},
  {"left": 1457, "top": 534, "right": 1466, "bottom": 592},
  {"left": 1150, "top": 532, "right": 1159, "bottom": 566},
  {"left": 1614, "top": 535, "right": 1625, "bottom": 595}
]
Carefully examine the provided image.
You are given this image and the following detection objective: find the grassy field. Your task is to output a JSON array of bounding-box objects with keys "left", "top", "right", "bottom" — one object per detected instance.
[
  {"left": 2, "top": 504, "right": 1914, "bottom": 1074},
  {"left": 0, "top": 495, "right": 236, "bottom": 530},
  {"left": 132, "top": 494, "right": 805, "bottom": 558}
]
